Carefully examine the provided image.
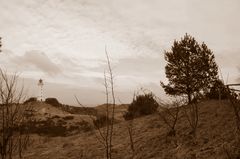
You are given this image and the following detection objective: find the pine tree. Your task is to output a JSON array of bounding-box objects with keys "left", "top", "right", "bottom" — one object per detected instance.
[{"left": 161, "top": 34, "right": 218, "bottom": 103}]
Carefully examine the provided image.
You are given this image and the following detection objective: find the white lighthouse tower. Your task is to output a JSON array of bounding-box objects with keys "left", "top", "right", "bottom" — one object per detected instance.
[{"left": 38, "top": 79, "right": 44, "bottom": 102}]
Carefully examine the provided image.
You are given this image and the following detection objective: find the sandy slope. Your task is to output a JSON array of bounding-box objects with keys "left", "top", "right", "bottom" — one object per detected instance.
[
  {"left": 31, "top": 101, "right": 70, "bottom": 116},
  {"left": 29, "top": 101, "right": 93, "bottom": 122},
  {"left": 22, "top": 100, "right": 239, "bottom": 159}
]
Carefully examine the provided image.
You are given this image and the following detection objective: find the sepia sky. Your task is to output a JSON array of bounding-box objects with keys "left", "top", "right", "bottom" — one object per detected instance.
[{"left": 0, "top": 0, "right": 240, "bottom": 105}]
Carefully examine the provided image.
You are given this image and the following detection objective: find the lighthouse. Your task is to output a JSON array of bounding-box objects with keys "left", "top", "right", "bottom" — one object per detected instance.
[{"left": 38, "top": 79, "right": 44, "bottom": 101}]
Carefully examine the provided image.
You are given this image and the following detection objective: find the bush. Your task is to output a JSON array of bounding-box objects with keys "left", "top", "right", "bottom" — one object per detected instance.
[
  {"left": 206, "top": 79, "right": 228, "bottom": 99},
  {"left": 52, "top": 115, "right": 60, "bottom": 119},
  {"left": 63, "top": 115, "right": 74, "bottom": 120},
  {"left": 124, "top": 93, "right": 159, "bottom": 120},
  {"left": 26, "top": 118, "right": 93, "bottom": 136},
  {"left": 24, "top": 97, "right": 37, "bottom": 104},
  {"left": 45, "top": 98, "right": 61, "bottom": 107},
  {"left": 27, "top": 119, "right": 68, "bottom": 137}
]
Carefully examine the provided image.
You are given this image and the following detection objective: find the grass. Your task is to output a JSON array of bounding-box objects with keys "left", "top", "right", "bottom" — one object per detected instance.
[{"left": 21, "top": 100, "right": 239, "bottom": 159}]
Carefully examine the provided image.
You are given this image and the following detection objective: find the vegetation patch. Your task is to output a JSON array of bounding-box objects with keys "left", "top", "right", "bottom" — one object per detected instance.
[
  {"left": 124, "top": 92, "right": 159, "bottom": 120},
  {"left": 63, "top": 115, "right": 74, "bottom": 120}
]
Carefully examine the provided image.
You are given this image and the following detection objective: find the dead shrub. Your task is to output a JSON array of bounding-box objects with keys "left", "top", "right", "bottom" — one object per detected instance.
[{"left": 158, "top": 99, "right": 181, "bottom": 137}]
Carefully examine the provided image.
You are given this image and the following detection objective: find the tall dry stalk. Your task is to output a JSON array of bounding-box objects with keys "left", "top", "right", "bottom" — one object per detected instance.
[
  {"left": 105, "top": 48, "right": 116, "bottom": 159},
  {"left": 126, "top": 119, "right": 135, "bottom": 158},
  {"left": 124, "top": 92, "right": 136, "bottom": 158}
]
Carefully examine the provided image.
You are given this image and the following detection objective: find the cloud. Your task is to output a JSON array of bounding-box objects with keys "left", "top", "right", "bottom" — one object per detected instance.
[
  {"left": 85, "top": 54, "right": 167, "bottom": 92},
  {"left": 1, "top": 0, "right": 240, "bottom": 105},
  {"left": 87, "top": 54, "right": 165, "bottom": 77},
  {"left": 116, "top": 55, "right": 165, "bottom": 75},
  {"left": 13, "top": 51, "right": 61, "bottom": 76}
]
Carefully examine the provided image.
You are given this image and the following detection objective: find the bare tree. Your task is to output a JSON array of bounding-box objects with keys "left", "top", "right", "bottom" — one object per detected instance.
[
  {"left": 158, "top": 99, "right": 181, "bottom": 137},
  {"left": 105, "top": 49, "right": 116, "bottom": 159},
  {"left": 0, "top": 69, "right": 32, "bottom": 159},
  {"left": 183, "top": 96, "right": 199, "bottom": 140},
  {"left": 75, "top": 49, "right": 116, "bottom": 159}
]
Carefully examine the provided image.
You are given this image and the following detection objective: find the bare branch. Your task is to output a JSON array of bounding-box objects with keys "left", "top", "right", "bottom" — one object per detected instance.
[{"left": 0, "top": 69, "right": 31, "bottom": 159}]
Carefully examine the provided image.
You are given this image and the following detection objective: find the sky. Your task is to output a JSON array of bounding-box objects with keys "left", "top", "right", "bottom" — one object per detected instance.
[{"left": 0, "top": 0, "right": 239, "bottom": 105}]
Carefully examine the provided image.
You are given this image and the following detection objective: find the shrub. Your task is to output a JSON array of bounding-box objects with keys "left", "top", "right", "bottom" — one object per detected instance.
[
  {"left": 27, "top": 119, "right": 68, "bottom": 137},
  {"left": 158, "top": 100, "right": 181, "bottom": 137},
  {"left": 68, "top": 125, "right": 79, "bottom": 131},
  {"left": 124, "top": 93, "right": 159, "bottom": 120},
  {"left": 45, "top": 98, "right": 61, "bottom": 107},
  {"left": 52, "top": 115, "right": 60, "bottom": 119},
  {"left": 24, "top": 97, "right": 37, "bottom": 104},
  {"left": 63, "top": 115, "right": 74, "bottom": 120},
  {"left": 206, "top": 79, "right": 228, "bottom": 99}
]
